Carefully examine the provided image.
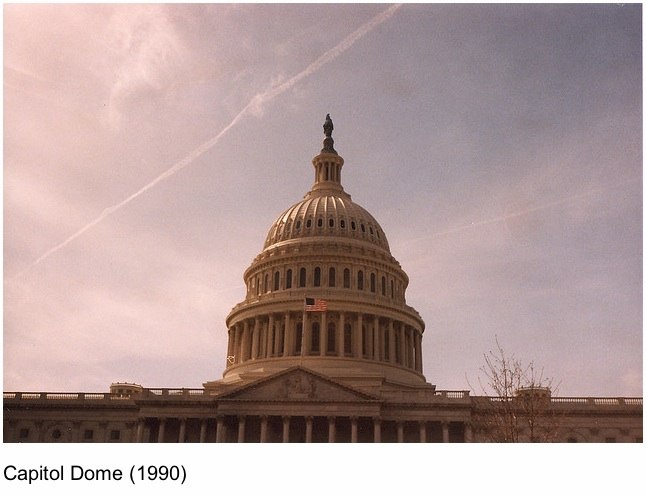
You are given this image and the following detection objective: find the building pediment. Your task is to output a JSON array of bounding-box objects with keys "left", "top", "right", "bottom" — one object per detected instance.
[{"left": 218, "top": 367, "right": 379, "bottom": 402}]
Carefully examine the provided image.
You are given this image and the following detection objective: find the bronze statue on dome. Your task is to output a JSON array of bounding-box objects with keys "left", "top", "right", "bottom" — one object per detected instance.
[{"left": 324, "top": 114, "right": 333, "bottom": 137}]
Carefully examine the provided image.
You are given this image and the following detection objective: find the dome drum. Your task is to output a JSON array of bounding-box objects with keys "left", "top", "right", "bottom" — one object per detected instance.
[{"left": 224, "top": 304, "right": 425, "bottom": 386}]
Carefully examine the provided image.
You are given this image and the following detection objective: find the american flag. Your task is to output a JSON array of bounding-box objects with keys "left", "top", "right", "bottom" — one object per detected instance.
[{"left": 304, "top": 297, "right": 328, "bottom": 312}]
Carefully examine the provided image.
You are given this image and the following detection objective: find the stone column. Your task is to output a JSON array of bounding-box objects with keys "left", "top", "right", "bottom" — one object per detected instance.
[
  {"left": 442, "top": 421, "right": 450, "bottom": 443},
  {"left": 338, "top": 312, "right": 345, "bottom": 357},
  {"left": 237, "top": 416, "right": 246, "bottom": 443},
  {"left": 6, "top": 421, "right": 17, "bottom": 443},
  {"left": 199, "top": 420, "right": 207, "bottom": 443},
  {"left": 351, "top": 417, "right": 358, "bottom": 443},
  {"left": 35, "top": 421, "right": 44, "bottom": 442},
  {"left": 259, "top": 319, "right": 266, "bottom": 358},
  {"left": 242, "top": 320, "right": 250, "bottom": 362},
  {"left": 397, "top": 422, "right": 404, "bottom": 443},
  {"left": 260, "top": 416, "right": 268, "bottom": 443},
  {"left": 379, "top": 320, "right": 386, "bottom": 362},
  {"left": 320, "top": 312, "right": 327, "bottom": 357},
  {"left": 356, "top": 313, "right": 363, "bottom": 359},
  {"left": 274, "top": 319, "right": 282, "bottom": 355},
  {"left": 70, "top": 421, "right": 81, "bottom": 443},
  {"left": 367, "top": 317, "right": 374, "bottom": 359},
  {"left": 267, "top": 314, "right": 275, "bottom": 358},
  {"left": 251, "top": 317, "right": 260, "bottom": 359},
  {"left": 226, "top": 329, "right": 234, "bottom": 365},
  {"left": 465, "top": 423, "right": 473, "bottom": 443},
  {"left": 216, "top": 417, "right": 225, "bottom": 443},
  {"left": 419, "top": 421, "right": 427, "bottom": 443},
  {"left": 282, "top": 416, "right": 291, "bottom": 443},
  {"left": 389, "top": 325, "right": 395, "bottom": 364},
  {"left": 157, "top": 418, "right": 166, "bottom": 443},
  {"left": 328, "top": 417, "right": 336, "bottom": 443},
  {"left": 302, "top": 311, "right": 311, "bottom": 356},
  {"left": 373, "top": 418, "right": 381, "bottom": 443},
  {"left": 136, "top": 419, "right": 145, "bottom": 443},
  {"left": 409, "top": 329, "right": 416, "bottom": 369},
  {"left": 233, "top": 324, "right": 241, "bottom": 365},
  {"left": 283, "top": 312, "right": 292, "bottom": 357},
  {"left": 305, "top": 416, "right": 313, "bottom": 443},
  {"left": 414, "top": 332, "right": 422, "bottom": 372},
  {"left": 372, "top": 315, "right": 381, "bottom": 361},
  {"left": 402, "top": 327, "right": 409, "bottom": 368},
  {"left": 98, "top": 422, "right": 108, "bottom": 442},
  {"left": 178, "top": 418, "right": 186, "bottom": 443}
]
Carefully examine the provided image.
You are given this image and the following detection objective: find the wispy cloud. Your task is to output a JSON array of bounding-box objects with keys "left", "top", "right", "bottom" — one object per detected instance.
[
  {"left": 104, "top": 5, "right": 187, "bottom": 128},
  {"left": 12, "top": 4, "right": 403, "bottom": 280}
]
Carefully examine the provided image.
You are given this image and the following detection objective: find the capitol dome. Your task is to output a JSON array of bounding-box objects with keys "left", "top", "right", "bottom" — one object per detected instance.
[
  {"left": 263, "top": 192, "right": 390, "bottom": 253},
  {"left": 221, "top": 115, "right": 426, "bottom": 390}
]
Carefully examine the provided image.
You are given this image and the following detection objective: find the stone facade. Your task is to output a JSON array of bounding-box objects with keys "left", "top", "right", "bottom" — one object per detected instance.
[{"left": 3, "top": 117, "right": 642, "bottom": 443}]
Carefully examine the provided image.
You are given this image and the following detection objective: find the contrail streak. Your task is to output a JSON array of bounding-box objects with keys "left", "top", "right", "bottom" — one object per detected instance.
[
  {"left": 14, "top": 4, "right": 402, "bottom": 279},
  {"left": 399, "top": 176, "right": 641, "bottom": 246}
]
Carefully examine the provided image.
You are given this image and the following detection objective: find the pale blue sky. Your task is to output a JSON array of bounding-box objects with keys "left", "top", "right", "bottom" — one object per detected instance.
[{"left": 4, "top": 3, "right": 642, "bottom": 396}]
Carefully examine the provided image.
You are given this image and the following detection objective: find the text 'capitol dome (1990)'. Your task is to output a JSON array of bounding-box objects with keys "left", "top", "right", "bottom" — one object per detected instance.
[{"left": 222, "top": 116, "right": 426, "bottom": 389}]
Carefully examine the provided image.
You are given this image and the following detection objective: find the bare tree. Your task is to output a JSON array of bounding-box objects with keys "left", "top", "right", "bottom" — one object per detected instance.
[{"left": 470, "top": 338, "right": 560, "bottom": 442}]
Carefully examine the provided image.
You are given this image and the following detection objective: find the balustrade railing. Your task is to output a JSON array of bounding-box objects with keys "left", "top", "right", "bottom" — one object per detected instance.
[{"left": 4, "top": 390, "right": 641, "bottom": 407}]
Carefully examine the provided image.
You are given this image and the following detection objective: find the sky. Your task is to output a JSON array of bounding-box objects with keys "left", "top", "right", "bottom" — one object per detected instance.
[{"left": 3, "top": 3, "right": 642, "bottom": 398}]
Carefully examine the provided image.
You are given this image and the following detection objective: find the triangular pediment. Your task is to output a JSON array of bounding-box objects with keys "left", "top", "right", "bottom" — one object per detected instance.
[{"left": 219, "top": 367, "right": 379, "bottom": 402}]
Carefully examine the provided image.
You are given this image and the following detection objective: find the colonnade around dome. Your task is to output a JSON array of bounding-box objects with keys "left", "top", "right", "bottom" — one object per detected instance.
[{"left": 225, "top": 309, "right": 423, "bottom": 376}]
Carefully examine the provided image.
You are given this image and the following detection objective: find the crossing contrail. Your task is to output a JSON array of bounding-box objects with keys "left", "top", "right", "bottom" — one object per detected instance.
[
  {"left": 397, "top": 176, "right": 641, "bottom": 247},
  {"left": 14, "top": 4, "right": 402, "bottom": 279}
]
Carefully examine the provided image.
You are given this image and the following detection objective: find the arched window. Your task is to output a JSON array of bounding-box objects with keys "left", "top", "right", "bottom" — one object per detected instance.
[
  {"left": 274, "top": 271, "right": 280, "bottom": 291},
  {"left": 256, "top": 276, "right": 261, "bottom": 295},
  {"left": 327, "top": 322, "right": 336, "bottom": 354},
  {"left": 299, "top": 267, "right": 307, "bottom": 288},
  {"left": 314, "top": 267, "right": 321, "bottom": 287},
  {"left": 329, "top": 218, "right": 334, "bottom": 228},
  {"left": 344, "top": 323, "right": 352, "bottom": 356},
  {"left": 264, "top": 274, "right": 269, "bottom": 293},
  {"left": 343, "top": 268, "right": 350, "bottom": 288},
  {"left": 358, "top": 270, "right": 364, "bottom": 290},
  {"left": 390, "top": 279, "right": 394, "bottom": 299},
  {"left": 329, "top": 267, "right": 336, "bottom": 287},
  {"left": 311, "top": 322, "right": 320, "bottom": 353},
  {"left": 286, "top": 269, "right": 293, "bottom": 289},
  {"left": 381, "top": 276, "right": 386, "bottom": 296},
  {"left": 370, "top": 273, "right": 376, "bottom": 293}
]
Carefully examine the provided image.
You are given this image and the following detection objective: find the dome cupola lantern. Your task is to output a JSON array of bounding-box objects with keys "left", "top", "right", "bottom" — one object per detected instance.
[{"left": 311, "top": 114, "right": 344, "bottom": 195}]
